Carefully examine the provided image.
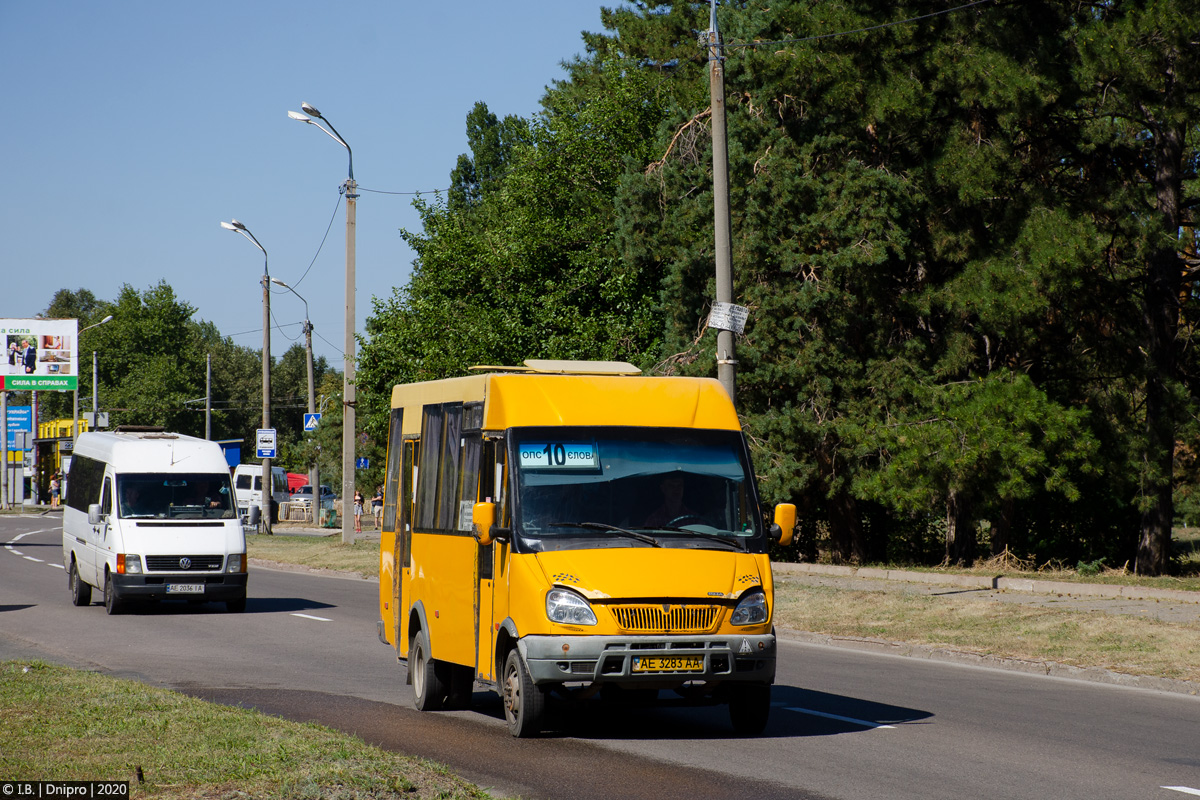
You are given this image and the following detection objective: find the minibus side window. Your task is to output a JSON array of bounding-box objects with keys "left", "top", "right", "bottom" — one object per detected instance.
[
  {"left": 457, "top": 432, "right": 481, "bottom": 531},
  {"left": 416, "top": 406, "right": 444, "bottom": 529},
  {"left": 101, "top": 477, "right": 113, "bottom": 516},
  {"left": 436, "top": 404, "right": 463, "bottom": 531},
  {"left": 382, "top": 408, "right": 403, "bottom": 533}
]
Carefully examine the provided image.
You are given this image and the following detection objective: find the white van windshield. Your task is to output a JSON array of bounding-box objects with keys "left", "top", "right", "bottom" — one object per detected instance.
[
  {"left": 512, "top": 427, "right": 763, "bottom": 553},
  {"left": 117, "top": 474, "right": 237, "bottom": 520}
]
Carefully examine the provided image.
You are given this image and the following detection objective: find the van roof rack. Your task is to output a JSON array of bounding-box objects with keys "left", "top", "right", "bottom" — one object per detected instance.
[
  {"left": 469, "top": 359, "right": 641, "bottom": 376},
  {"left": 114, "top": 425, "right": 167, "bottom": 433}
]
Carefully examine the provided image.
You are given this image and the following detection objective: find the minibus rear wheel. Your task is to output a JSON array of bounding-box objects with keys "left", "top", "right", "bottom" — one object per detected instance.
[
  {"left": 69, "top": 560, "right": 91, "bottom": 607},
  {"left": 411, "top": 628, "right": 446, "bottom": 711}
]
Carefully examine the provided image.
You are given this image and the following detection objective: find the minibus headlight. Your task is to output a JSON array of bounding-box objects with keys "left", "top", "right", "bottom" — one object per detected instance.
[
  {"left": 118, "top": 554, "right": 143, "bottom": 575},
  {"left": 226, "top": 554, "right": 244, "bottom": 573},
  {"left": 731, "top": 590, "right": 767, "bottom": 626},
  {"left": 546, "top": 588, "right": 597, "bottom": 626}
]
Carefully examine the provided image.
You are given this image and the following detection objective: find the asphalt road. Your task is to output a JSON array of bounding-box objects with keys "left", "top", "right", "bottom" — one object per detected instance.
[{"left": 3, "top": 514, "right": 1200, "bottom": 800}]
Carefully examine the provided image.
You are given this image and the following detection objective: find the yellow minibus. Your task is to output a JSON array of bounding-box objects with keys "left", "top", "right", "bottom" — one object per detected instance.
[{"left": 377, "top": 360, "right": 795, "bottom": 736}]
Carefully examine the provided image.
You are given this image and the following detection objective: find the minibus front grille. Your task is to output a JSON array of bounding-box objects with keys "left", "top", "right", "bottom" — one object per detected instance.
[
  {"left": 610, "top": 604, "right": 719, "bottom": 633},
  {"left": 145, "top": 555, "right": 224, "bottom": 572}
]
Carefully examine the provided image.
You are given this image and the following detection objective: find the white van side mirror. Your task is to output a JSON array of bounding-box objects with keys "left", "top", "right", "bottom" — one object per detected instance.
[{"left": 87, "top": 504, "right": 104, "bottom": 526}]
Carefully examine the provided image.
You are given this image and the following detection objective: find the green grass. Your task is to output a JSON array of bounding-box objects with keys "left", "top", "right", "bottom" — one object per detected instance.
[{"left": 0, "top": 661, "right": 490, "bottom": 799}]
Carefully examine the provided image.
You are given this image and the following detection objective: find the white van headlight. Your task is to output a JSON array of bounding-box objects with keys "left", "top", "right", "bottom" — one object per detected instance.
[
  {"left": 226, "top": 554, "right": 244, "bottom": 573},
  {"left": 546, "top": 588, "right": 597, "bottom": 626},
  {"left": 731, "top": 590, "right": 767, "bottom": 626},
  {"left": 120, "top": 554, "right": 143, "bottom": 575}
]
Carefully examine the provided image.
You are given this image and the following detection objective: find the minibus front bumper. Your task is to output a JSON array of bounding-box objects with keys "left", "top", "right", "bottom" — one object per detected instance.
[
  {"left": 110, "top": 572, "right": 248, "bottom": 601},
  {"left": 520, "top": 632, "right": 776, "bottom": 686}
]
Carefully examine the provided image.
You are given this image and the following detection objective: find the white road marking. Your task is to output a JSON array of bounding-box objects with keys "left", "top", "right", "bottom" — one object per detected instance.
[
  {"left": 785, "top": 706, "right": 897, "bottom": 730},
  {"left": 48, "top": 563, "right": 64, "bottom": 570},
  {"left": 7, "top": 548, "right": 23, "bottom": 556},
  {"left": 1163, "top": 788, "right": 1200, "bottom": 797},
  {"left": 23, "top": 556, "right": 43, "bottom": 563},
  {"left": 291, "top": 613, "right": 332, "bottom": 622}
]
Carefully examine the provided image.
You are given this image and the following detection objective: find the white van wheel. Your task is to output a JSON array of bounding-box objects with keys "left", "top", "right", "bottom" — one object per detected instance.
[
  {"left": 103, "top": 572, "right": 125, "bottom": 616},
  {"left": 69, "top": 561, "right": 91, "bottom": 607}
]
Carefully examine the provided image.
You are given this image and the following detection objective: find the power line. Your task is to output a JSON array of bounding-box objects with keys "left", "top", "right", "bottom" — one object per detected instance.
[{"left": 721, "top": 0, "right": 996, "bottom": 50}]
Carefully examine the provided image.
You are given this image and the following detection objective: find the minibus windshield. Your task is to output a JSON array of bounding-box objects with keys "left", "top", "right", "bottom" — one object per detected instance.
[
  {"left": 117, "top": 474, "right": 237, "bottom": 520},
  {"left": 512, "top": 427, "right": 763, "bottom": 552}
]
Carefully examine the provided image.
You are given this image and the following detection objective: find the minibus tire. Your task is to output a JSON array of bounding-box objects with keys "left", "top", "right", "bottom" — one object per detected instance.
[
  {"left": 411, "top": 628, "right": 445, "bottom": 711},
  {"left": 502, "top": 649, "right": 545, "bottom": 738},
  {"left": 728, "top": 682, "right": 771, "bottom": 735},
  {"left": 103, "top": 572, "right": 125, "bottom": 616},
  {"left": 69, "top": 561, "right": 91, "bottom": 607}
]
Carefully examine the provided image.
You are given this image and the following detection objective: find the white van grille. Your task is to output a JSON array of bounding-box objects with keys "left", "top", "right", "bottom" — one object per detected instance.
[{"left": 145, "top": 555, "right": 224, "bottom": 572}]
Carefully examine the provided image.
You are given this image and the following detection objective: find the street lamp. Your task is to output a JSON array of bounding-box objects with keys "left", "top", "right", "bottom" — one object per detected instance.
[
  {"left": 72, "top": 314, "right": 114, "bottom": 446},
  {"left": 289, "top": 101, "right": 358, "bottom": 544},
  {"left": 221, "top": 218, "right": 274, "bottom": 535},
  {"left": 270, "top": 277, "right": 318, "bottom": 520}
]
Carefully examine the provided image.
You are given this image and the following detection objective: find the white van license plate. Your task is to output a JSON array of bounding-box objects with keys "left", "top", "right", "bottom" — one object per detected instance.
[{"left": 167, "top": 584, "right": 205, "bottom": 594}]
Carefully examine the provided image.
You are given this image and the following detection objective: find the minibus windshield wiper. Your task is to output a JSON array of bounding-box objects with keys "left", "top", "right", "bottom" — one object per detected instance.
[
  {"left": 656, "top": 527, "right": 748, "bottom": 550},
  {"left": 549, "top": 522, "right": 662, "bottom": 547}
]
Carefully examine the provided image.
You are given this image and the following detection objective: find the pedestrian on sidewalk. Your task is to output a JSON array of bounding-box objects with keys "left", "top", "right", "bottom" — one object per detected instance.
[{"left": 353, "top": 489, "right": 364, "bottom": 534}]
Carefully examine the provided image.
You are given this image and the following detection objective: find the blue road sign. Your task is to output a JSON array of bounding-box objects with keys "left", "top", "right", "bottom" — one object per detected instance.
[
  {"left": 256, "top": 428, "right": 277, "bottom": 459},
  {"left": 303, "top": 413, "right": 321, "bottom": 431},
  {"left": 356, "top": 457, "right": 369, "bottom": 469}
]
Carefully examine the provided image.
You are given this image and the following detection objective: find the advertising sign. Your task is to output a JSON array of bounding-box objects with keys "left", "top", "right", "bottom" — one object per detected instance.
[
  {"left": 5, "top": 406, "right": 32, "bottom": 449},
  {"left": 1, "top": 318, "right": 80, "bottom": 391}
]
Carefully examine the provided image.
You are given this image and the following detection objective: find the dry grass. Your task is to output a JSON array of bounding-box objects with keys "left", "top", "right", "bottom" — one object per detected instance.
[
  {"left": 773, "top": 578, "right": 1200, "bottom": 683},
  {"left": 248, "top": 532, "right": 379, "bottom": 578}
]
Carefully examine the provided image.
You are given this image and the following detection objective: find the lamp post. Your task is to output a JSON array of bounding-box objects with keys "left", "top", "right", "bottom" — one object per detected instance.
[
  {"left": 289, "top": 101, "right": 357, "bottom": 544},
  {"left": 221, "top": 218, "right": 274, "bottom": 535},
  {"left": 270, "top": 277, "right": 318, "bottom": 520},
  {"left": 72, "top": 315, "right": 114, "bottom": 446}
]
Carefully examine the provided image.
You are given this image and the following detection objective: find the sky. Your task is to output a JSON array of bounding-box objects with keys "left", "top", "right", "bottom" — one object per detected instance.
[{"left": 0, "top": 1, "right": 611, "bottom": 366}]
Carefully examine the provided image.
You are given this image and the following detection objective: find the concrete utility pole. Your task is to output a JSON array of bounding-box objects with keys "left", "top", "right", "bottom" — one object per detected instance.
[
  {"left": 708, "top": 0, "right": 737, "bottom": 404},
  {"left": 289, "top": 102, "right": 357, "bottom": 544}
]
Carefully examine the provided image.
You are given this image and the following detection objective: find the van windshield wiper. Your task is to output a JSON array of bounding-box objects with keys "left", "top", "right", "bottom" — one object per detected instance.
[
  {"left": 655, "top": 527, "right": 747, "bottom": 551},
  {"left": 549, "top": 521, "right": 662, "bottom": 547}
]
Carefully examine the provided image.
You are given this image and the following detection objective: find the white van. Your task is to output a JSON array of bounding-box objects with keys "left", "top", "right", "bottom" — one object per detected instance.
[
  {"left": 232, "top": 463, "right": 290, "bottom": 522},
  {"left": 62, "top": 429, "right": 250, "bottom": 614}
]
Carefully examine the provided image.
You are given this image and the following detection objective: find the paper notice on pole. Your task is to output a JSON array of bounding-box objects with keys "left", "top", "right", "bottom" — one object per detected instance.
[{"left": 706, "top": 302, "right": 750, "bottom": 334}]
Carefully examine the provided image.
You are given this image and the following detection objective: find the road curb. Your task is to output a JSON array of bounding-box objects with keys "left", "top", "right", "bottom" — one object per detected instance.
[
  {"left": 773, "top": 561, "right": 1200, "bottom": 605},
  {"left": 778, "top": 628, "right": 1200, "bottom": 697}
]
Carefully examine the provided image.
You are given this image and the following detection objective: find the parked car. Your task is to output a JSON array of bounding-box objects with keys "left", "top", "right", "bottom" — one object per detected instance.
[{"left": 292, "top": 484, "right": 336, "bottom": 509}]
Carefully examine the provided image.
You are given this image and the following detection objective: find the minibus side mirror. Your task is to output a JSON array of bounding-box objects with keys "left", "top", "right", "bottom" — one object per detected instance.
[
  {"left": 771, "top": 503, "right": 796, "bottom": 546},
  {"left": 472, "top": 501, "right": 510, "bottom": 545},
  {"left": 87, "top": 504, "right": 104, "bottom": 526}
]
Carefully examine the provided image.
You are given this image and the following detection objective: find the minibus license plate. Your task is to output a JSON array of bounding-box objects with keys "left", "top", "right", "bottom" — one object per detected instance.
[
  {"left": 632, "top": 656, "right": 703, "bottom": 673},
  {"left": 167, "top": 584, "right": 204, "bottom": 594}
]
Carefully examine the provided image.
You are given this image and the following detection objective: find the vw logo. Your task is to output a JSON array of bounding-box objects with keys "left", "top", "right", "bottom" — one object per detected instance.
[{"left": 179, "top": 557, "right": 192, "bottom": 570}]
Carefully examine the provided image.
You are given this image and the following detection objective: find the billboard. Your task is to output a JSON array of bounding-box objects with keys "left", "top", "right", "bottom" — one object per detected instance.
[{"left": 1, "top": 318, "right": 79, "bottom": 391}]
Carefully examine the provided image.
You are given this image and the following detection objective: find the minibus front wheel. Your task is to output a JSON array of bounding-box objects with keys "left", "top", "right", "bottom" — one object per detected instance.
[
  {"left": 501, "top": 648, "right": 546, "bottom": 738},
  {"left": 728, "top": 682, "right": 771, "bottom": 735}
]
